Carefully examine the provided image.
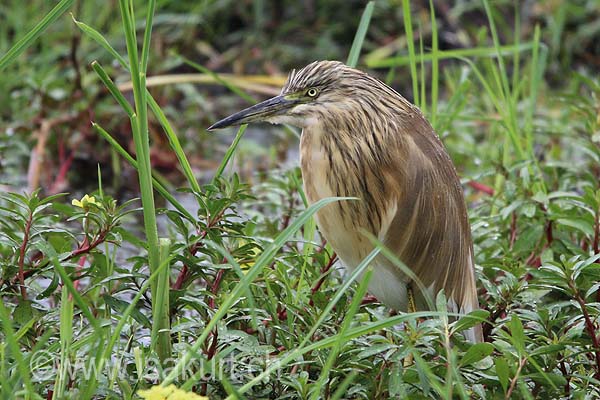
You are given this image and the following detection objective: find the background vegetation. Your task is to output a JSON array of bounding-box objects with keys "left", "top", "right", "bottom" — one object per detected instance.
[{"left": 1, "top": 0, "right": 600, "bottom": 398}]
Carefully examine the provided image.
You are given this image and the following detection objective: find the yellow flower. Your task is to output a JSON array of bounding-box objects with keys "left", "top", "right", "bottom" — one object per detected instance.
[
  {"left": 71, "top": 194, "right": 98, "bottom": 210},
  {"left": 137, "top": 384, "right": 208, "bottom": 400},
  {"left": 239, "top": 242, "right": 261, "bottom": 273}
]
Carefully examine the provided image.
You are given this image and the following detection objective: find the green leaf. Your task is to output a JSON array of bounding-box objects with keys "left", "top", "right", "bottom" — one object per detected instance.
[
  {"left": 513, "top": 225, "right": 543, "bottom": 254},
  {"left": 357, "top": 343, "right": 396, "bottom": 359},
  {"left": 495, "top": 357, "right": 509, "bottom": 394},
  {"left": 556, "top": 217, "right": 594, "bottom": 236},
  {"left": 509, "top": 314, "right": 526, "bottom": 355},
  {"left": 12, "top": 300, "right": 34, "bottom": 325},
  {"left": 528, "top": 372, "right": 567, "bottom": 387},
  {"left": 460, "top": 342, "right": 494, "bottom": 366},
  {"left": 453, "top": 309, "right": 490, "bottom": 333},
  {"left": 530, "top": 344, "right": 566, "bottom": 356},
  {"left": 102, "top": 294, "right": 151, "bottom": 328},
  {"left": 522, "top": 202, "right": 536, "bottom": 218},
  {"left": 38, "top": 272, "right": 60, "bottom": 299},
  {"left": 585, "top": 282, "right": 600, "bottom": 300}
]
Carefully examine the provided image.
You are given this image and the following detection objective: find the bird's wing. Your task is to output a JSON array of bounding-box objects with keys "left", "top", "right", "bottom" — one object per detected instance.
[{"left": 382, "top": 116, "right": 480, "bottom": 324}]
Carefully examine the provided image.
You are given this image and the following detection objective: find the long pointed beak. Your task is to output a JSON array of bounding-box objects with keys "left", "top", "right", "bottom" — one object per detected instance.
[{"left": 208, "top": 95, "right": 296, "bottom": 130}]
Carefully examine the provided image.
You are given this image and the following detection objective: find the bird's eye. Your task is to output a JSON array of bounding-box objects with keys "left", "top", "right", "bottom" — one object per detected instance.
[{"left": 306, "top": 88, "right": 319, "bottom": 97}]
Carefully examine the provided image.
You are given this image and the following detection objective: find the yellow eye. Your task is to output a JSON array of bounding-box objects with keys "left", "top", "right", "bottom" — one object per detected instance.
[{"left": 307, "top": 88, "right": 318, "bottom": 97}]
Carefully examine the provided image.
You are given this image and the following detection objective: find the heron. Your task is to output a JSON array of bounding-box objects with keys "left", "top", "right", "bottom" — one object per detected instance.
[{"left": 209, "top": 60, "right": 482, "bottom": 343}]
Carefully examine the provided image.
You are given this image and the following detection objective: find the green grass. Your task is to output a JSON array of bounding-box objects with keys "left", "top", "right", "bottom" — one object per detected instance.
[{"left": 1, "top": 1, "right": 600, "bottom": 399}]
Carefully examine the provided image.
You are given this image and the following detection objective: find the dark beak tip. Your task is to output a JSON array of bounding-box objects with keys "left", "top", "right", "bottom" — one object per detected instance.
[
  {"left": 207, "top": 121, "right": 229, "bottom": 131},
  {"left": 206, "top": 94, "right": 288, "bottom": 132}
]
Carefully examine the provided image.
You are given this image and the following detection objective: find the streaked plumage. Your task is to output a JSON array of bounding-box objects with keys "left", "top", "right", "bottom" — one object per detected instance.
[{"left": 209, "top": 60, "right": 482, "bottom": 342}]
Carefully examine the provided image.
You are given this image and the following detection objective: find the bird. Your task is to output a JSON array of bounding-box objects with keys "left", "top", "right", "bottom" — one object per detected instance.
[{"left": 209, "top": 60, "right": 482, "bottom": 342}]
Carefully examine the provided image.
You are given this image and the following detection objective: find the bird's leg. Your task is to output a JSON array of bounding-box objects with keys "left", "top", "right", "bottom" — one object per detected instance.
[
  {"left": 407, "top": 284, "right": 417, "bottom": 314},
  {"left": 403, "top": 283, "right": 416, "bottom": 368}
]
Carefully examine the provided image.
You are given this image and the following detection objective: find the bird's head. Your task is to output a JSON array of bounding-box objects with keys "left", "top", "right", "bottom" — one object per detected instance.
[{"left": 208, "top": 60, "right": 360, "bottom": 130}]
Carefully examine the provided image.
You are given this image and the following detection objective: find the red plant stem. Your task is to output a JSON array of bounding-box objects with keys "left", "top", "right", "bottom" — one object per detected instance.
[
  {"left": 546, "top": 220, "right": 553, "bottom": 245},
  {"left": 280, "top": 193, "right": 296, "bottom": 231},
  {"left": 523, "top": 207, "right": 556, "bottom": 269},
  {"left": 483, "top": 301, "right": 507, "bottom": 339},
  {"left": 69, "top": 230, "right": 108, "bottom": 259},
  {"left": 69, "top": 234, "right": 101, "bottom": 297},
  {"left": 17, "top": 211, "right": 34, "bottom": 301},
  {"left": 309, "top": 253, "right": 337, "bottom": 306},
  {"left": 171, "top": 235, "right": 205, "bottom": 290},
  {"left": 360, "top": 294, "right": 378, "bottom": 305},
  {"left": 538, "top": 204, "right": 553, "bottom": 246},
  {"left": 7, "top": 229, "right": 108, "bottom": 293},
  {"left": 558, "top": 356, "right": 570, "bottom": 396},
  {"left": 173, "top": 265, "right": 188, "bottom": 290},
  {"left": 172, "top": 208, "right": 227, "bottom": 290},
  {"left": 199, "top": 264, "right": 226, "bottom": 396},
  {"left": 467, "top": 180, "right": 494, "bottom": 195},
  {"left": 596, "top": 215, "right": 600, "bottom": 301},
  {"left": 200, "top": 329, "right": 219, "bottom": 396},
  {"left": 525, "top": 254, "right": 541, "bottom": 268},
  {"left": 208, "top": 268, "right": 225, "bottom": 309},
  {"left": 570, "top": 282, "right": 600, "bottom": 379},
  {"left": 206, "top": 329, "right": 219, "bottom": 359},
  {"left": 290, "top": 363, "right": 299, "bottom": 375},
  {"left": 277, "top": 306, "right": 287, "bottom": 321},
  {"left": 49, "top": 150, "right": 74, "bottom": 195},
  {"left": 72, "top": 251, "right": 88, "bottom": 294},
  {"left": 201, "top": 266, "right": 226, "bottom": 393}
]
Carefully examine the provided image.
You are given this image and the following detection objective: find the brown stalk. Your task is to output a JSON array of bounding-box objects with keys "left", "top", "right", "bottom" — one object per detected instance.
[
  {"left": 505, "top": 357, "right": 527, "bottom": 399},
  {"left": 27, "top": 114, "right": 79, "bottom": 192}
]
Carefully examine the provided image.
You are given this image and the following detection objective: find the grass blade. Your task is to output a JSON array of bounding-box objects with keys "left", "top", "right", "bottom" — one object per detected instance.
[
  {"left": 119, "top": 0, "right": 160, "bottom": 277},
  {"left": 0, "top": 0, "right": 74, "bottom": 71},
  {"left": 72, "top": 15, "right": 129, "bottom": 68},
  {"left": 402, "top": 0, "right": 419, "bottom": 106},
  {"left": 346, "top": 1, "right": 375, "bottom": 68},
  {"left": 429, "top": 0, "right": 439, "bottom": 127},
  {"left": 212, "top": 125, "right": 248, "bottom": 184},
  {"left": 366, "top": 43, "right": 534, "bottom": 68}
]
